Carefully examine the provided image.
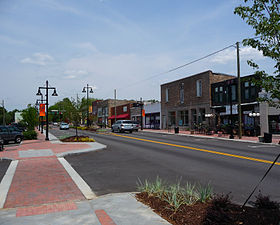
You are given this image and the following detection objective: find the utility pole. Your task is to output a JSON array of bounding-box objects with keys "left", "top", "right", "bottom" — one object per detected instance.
[
  {"left": 114, "top": 89, "right": 117, "bottom": 124},
  {"left": 237, "top": 42, "right": 242, "bottom": 139},
  {"left": 140, "top": 97, "right": 143, "bottom": 130}
]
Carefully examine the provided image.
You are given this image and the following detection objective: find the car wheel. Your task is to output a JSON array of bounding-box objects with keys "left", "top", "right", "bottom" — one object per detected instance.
[
  {"left": 15, "top": 136, "right": 22, "bottom": 144},
  {"left": 111, "top": 128, "right": 114, "bottom": 133},
  {"left": 129, "top": 130, "right": 133, "bottom": 133}
]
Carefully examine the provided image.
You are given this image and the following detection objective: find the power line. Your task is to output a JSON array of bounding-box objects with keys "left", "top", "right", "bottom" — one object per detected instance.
[{"left": 118, "top": 43, "right": 235, "bottom": 91}]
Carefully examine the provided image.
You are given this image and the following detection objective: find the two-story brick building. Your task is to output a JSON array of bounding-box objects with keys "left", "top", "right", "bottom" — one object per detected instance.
[
  {"left": 95, "top": 99, "right": 134, "bottom": 127},
  {"left": 160, "top": 70, "right": 234, "bottom": 129},
  {"left": 108, "top": 102, "right": 135, "bottom": 124}
]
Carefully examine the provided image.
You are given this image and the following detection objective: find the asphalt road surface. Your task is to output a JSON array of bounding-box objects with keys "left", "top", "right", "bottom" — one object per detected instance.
[{"left": 50, "top": 127, "right": 280, "bottom": 204}]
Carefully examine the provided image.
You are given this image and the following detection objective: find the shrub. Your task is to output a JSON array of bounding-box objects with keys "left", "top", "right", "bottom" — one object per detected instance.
[
  {"left": 23, "top": 130, "right": 38, "bottom": 140},
  {"left": 252, "top": 193, "right": 280, "bottom": 210}
]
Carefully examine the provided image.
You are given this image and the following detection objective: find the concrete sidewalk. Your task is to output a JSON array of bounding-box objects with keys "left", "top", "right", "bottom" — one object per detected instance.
[
  {"left": 0, "top": 130, "right": 169, "bottom": 225},
  {"left": 142, "top": 128, "right": 280, "bottom": 145}
]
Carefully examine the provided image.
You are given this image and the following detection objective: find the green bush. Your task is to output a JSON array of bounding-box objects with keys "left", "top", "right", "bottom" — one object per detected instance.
[{"left": 23, "top": 130, "right": 38, "bottom": 140}]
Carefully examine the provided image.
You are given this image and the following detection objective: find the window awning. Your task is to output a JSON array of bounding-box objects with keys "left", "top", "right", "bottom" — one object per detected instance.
[{"left": 108, "top": 113, "right": 130, "bottom": 120}]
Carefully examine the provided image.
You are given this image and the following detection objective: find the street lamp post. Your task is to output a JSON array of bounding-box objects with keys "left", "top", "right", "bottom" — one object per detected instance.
[
  {"left": 36, "top": 80, "right": 58, "bottom": 141},
  {"left": 82, "top": 84, "right": 93, "bottom": 127},
  {"left": 36, "top": 97, "right": 47, "bottom": 134}
]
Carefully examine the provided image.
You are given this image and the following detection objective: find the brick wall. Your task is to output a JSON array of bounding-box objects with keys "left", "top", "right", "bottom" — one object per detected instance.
[{"left": 160, "top": 70, "right": 234, "bottom": 129}]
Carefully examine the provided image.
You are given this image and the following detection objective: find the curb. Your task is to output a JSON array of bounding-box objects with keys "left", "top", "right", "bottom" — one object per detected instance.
[
  {"left": 0, "top": 160, "right": 18, "bottom": 208},
  {"left": 56, "top": 142, "right": 107, "bottom": 157},
  {"left": 142, "top": 130, "right": 280, "bottom": 146},
  {"left": 58, "top": 158, "right": 96, "bottom": 200}
]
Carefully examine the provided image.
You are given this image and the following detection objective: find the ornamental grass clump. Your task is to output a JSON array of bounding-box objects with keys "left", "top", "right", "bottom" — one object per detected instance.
[
  {"left": 137, "top": 177, "right": 213, "bottom": 212},
  {"left": 197, "top": 183, "right": 213, "bottom": 203}
]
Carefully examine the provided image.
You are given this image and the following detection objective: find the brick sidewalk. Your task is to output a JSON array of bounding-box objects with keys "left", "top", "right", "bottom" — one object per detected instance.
[
  {"left": 0, "top": 130, "right": 91, "bottom": 160},
  {"left": 143, "top": 129, "right": 280, "bottom": 144},
  {"left": 1, "top": 130, "right": 91, "bottom": 210}
]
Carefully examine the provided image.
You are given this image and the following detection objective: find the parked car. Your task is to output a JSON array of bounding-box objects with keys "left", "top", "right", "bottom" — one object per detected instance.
[
  {"left": 111, "top": 120, "right": 134, "bottom": 133},
  {"left": 132, "top": 121, "right": 140, "bottom": 131},
  {"left": 0, "top": 137, "right": 4, "bottom": 151},
  {"left": 0, "top": 125, "right": 24, "bottom": 144},
  {"left": 53, "top": 122, "right": 58, "bottom": 126},
  {"left": 60, "top": 122, "right": 69, "bottom": 130},
  {"left": 10, "top": 122, "right": 26, "bottom": 132}
]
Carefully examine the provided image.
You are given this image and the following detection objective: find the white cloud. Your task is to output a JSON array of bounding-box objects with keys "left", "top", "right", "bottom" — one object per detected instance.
[
  {"left": 63, "top": 69, "right": 88, "bottom": 79},
  {"left": 75, "top": 42, "right": 98, "bottom": 52},
  {"left": 211, "top": 46, "right": 264, "bottom": 64},
  {"left": 20, "top": 53, "right": 54, "bottom": 66}
]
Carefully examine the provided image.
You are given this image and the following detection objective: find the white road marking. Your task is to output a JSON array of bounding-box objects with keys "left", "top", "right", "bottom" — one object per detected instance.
[
  {"left": 248, "top": 145, "right": 276, "bottom": 148},
  {"left": 58, "top": 157, "right": 96, "bottom": 200},
  {"left": 0, "top": 160, "right": 18, "bottom": 208}
]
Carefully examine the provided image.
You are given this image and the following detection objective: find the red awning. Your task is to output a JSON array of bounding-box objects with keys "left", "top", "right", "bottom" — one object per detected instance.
[
  {"left": 117, "top": 113, "right": 129, "bottom": 119},
  {"left": 108, "top": 113, "right": 130, "bottom": 120}
]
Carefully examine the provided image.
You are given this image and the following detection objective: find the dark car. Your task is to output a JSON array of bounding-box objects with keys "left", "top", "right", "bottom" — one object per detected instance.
[
  {"left": 0, "top": 125, "right": 24, "bottom": 144},
  {"left": 10, "top": 123, "right": 26, "bottom": 132}
]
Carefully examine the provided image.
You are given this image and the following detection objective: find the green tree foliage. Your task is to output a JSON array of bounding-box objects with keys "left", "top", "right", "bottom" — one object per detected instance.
[
  {"left": 234, "top": 0, "right": 280, "bottom": 105},
  {"left": 21, "top": 104, "right": 38, "bottom": 130}
]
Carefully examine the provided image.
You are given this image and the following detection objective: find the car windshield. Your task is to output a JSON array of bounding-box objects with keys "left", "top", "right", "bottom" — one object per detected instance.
[{"left": 122, "top": 121, "right": 133, "bottom": 124}]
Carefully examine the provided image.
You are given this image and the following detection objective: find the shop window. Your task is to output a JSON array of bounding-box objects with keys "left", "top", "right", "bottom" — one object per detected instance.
[
  {"left": 191, "top": 109, "right": 197, "bottom": 124},
  {"left": 178, "top": 110, "right": 189, "bottom": 126},
  {"left": 123, "top": 106, "right": 127, "bottom": 112}
]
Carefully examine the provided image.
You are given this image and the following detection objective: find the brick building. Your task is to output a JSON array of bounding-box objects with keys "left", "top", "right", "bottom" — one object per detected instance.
[
  {"left": 96, "top": 99, "right": 134, "bottom": 127},
  {"left": 108, "top": 102, "right": 135, "bottom": 124},
  {"left": 160, "top": 70, "right": 234, "bottom": 129}
]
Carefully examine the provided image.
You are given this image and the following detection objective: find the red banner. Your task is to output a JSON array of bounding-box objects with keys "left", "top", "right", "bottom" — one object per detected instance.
[
  {"left": 142, "top": 109, "right": 145, "bottom": 117},
  {"left": 39, "top": 104, "right": 45, "bottom": 117}
]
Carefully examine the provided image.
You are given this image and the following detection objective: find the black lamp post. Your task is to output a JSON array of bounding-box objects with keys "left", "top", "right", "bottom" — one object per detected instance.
[
  {"left": 82, "top": 84, "right": 93, "bottom": 127},
  {"left": 35, "top": 98, "right": 47, "bottom": 134},
  {"left": 36, "top": 80, "right": 58, "bottom": 141}
]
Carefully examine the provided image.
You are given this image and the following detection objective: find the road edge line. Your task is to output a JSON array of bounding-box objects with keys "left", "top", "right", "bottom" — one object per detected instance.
[
  {"left": 0, "top": 160, "right": 18, "bottom": 208},
  {"left": 58, "top": 157, "right": 96, "bottom": 200}
]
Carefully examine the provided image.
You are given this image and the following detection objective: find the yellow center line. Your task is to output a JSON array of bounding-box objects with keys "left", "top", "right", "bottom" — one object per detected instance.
[{"left": 111, "top": 133, "right": 280, "bottom": 166}]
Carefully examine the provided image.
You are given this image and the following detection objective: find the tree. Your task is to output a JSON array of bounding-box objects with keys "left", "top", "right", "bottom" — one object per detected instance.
[
  {"left": 21, "top": 104, "right": 38, "bottom": 130},
  {"left": 234, "top": 0, "right": 280, "bottom": 106}
]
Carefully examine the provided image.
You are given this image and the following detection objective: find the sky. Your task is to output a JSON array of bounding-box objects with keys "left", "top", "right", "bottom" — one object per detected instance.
[{"left": 0, "top": 0, "right": 275, "bottom": 110}]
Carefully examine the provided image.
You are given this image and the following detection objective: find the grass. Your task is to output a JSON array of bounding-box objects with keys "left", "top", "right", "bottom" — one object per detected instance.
[{"left": 137, "top": 177, "right": 213, "bottom": 211}]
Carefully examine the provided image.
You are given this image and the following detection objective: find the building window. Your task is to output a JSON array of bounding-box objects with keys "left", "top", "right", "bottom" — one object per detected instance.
[
  {"left": 191, "top": 109, "right": 197, "bottom": 124},
  {"left": 180, "top": 83, "right": 184, "bottom": 103},
  {"left": 178, "top": 110, "right": 188, "bottom": 126},
  {"left": 219, "top": 86, "right": 223, "bottom": 103},
  {"left": 166, "top": 88, "right": 169, "bottom": 102},
  {"left": 123, "top": 106, "right": 127, "bottom": 112},
  {"left": 231, "top": 85, "right": 237, "bottom": 101},
  {"left": 196, "top": 80, "right": 202, "bottom": 97},
  {"left": 244, "top": 81, "right": 250, "bottom": 100}
]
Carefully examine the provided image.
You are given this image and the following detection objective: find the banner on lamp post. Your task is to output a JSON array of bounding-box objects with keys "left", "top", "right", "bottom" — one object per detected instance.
[{"left": 39, "top": 104, "right": 46, "bottom": 117}]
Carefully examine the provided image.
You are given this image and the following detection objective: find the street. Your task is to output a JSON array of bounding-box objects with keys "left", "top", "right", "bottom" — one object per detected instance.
[{"left": 50, "top": 127, "right": 280, "bottom": 204}]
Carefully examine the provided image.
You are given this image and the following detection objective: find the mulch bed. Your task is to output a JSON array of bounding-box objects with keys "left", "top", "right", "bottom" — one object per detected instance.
[
  {"left": 60, "top": 136, "right": 90, "bottom": 142},
  {"left": 136, "top": 192, "right": 280, "bottom": 225}
]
